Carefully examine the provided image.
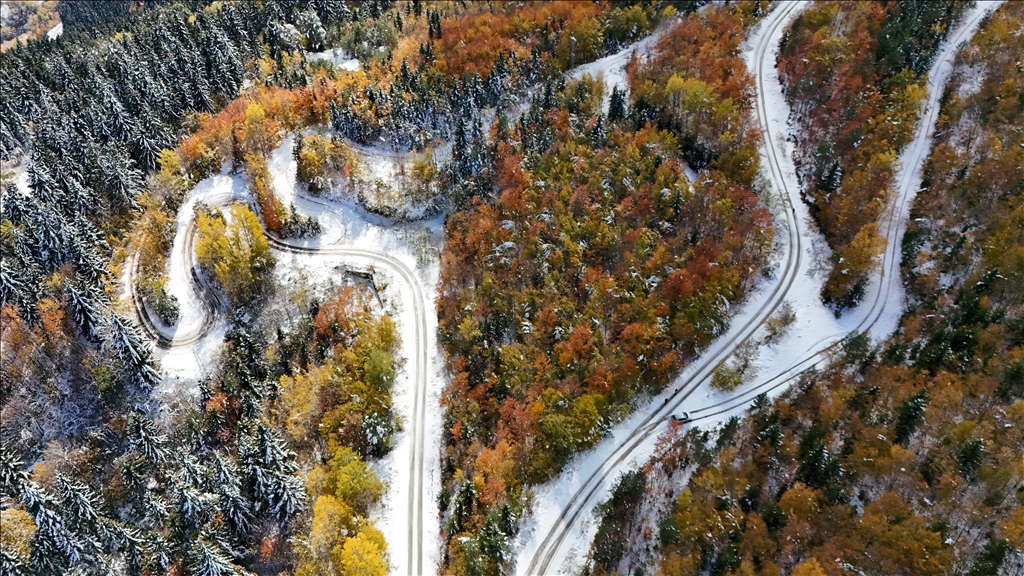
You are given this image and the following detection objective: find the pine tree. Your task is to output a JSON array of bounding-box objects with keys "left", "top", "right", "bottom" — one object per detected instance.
[
  {"left": 176, "top": 485, "right": 209, "bottom": 533},
  {"left": 187, "top": 537, "right": 235, "bottom": 576},
  {"left": 63, "top": 280, "right": 102, "bottom": 338},
  {"left": 400, "top": 57, "right": 412, "bottom": 87},
  {"left": 55, "top": 475, "right": 100, "bottom": 529},
  {"left": 609, "top": 86, "right": 626, "bottom": 121},
  {"left": 296, "top": 9, "right": 327, "bottom": 52},
  {"left": 428, "top": 10, "right": 443, "bottom": 39},
  {"left": 591, "top": 113, "right": 607, "bottom": 146},
  {"left": 894, "top": 388, "right": 928, "bottom": 445},
  {"left": 127, "top": 412, "right": 169, "bottom": 464},
  {"left": 0, "top": 549, "right": 29, "bottom": 576},
  {"left": 268, "top": 473, "right": 306, "bottom": 522},
  {"left": 238, "top": 423, "right": 304, "bottom": 522},
  {"left": 104, "top": 313, "right": 160, "bottom": 388},
  {"left": 0, "top": 449, "right": 29, "bottom": 498},
  {"left": 486, "top": 52, "right": 508, "bottom": 106},
  {"left": 292, "top": 131, "right": 304, "bottom": 162},
  {"left": 419, "top": 41, "right": 435, "bottom": 62},
  {"left": 0, "top": 261, "right": 33, "bottom": 317},
  {"left": 218, "top": 477, "right": 253, "bottom": 536}
]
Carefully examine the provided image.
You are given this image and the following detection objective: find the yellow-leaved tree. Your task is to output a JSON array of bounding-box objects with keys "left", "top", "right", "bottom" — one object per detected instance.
[
  {"left": 822, "top": 223, "right": 886, "bottom": 314},
  {"left": 194, "top": 202, "right": 275, "bottom": 308},
  {"left": 0, "top": 508, "right": 36, "bottom": 563},
  {"left": 791, "top": 557, "right": 827, "bottom": 576},
  {"left": 339, "top": 527, "right": 388, "bottom": 576},
  {"left": 296, "top": 448, "right": 388, "bottom": 576}
]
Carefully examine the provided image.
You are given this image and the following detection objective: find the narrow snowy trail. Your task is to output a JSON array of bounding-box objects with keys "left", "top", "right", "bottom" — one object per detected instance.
[{"left": 514, "top": 2, "right": 1003, "bottom": 574}]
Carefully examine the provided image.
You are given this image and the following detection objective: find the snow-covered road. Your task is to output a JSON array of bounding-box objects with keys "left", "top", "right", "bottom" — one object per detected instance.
[{"left": 513, "top": 2, "right": 1004, "bottom": 574}]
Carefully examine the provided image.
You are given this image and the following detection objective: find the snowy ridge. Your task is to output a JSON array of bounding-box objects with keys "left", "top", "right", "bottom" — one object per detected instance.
[{"left": 512, "top": 2, "right": 1004, "bottom": 574}]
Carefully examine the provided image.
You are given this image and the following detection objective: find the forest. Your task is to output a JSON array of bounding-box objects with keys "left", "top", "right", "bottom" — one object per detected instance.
[
  {"left": 1, "top": 1, "right": 402, "bottom": 574},
  {"left": 777, "top": 0, "right": 969, "bottom": 312},
  {"left": 6, "top": 0, "right": 1016, "bottom": 575},
  {"left": 580, "top": 3, "right": 1024, "bottom": 575},
  {"left": 434, "top": 4, "right": 773, "bottom": 574},
  {"left": 1, "top": 0, "right": 765, "bottom": 574}
]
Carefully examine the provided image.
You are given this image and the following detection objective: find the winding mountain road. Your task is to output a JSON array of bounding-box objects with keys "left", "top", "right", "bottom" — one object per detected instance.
[
  {"left": 128, "top": 2, "right": 1002, "bottom": 573},
  {"left": 684, "top": 0, "right": 1005, "bottom": 427},
  {"left": 130, "top": 188, "right": 433, "bottom": 575},
  {"left": 517, "top": 2, "right": 1003, "bottom": 574}
]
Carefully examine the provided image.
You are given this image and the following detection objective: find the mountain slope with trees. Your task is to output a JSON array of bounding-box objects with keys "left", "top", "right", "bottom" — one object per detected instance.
[
  {"left": 581, "top": 4, "right": 1024, "bottom": 575},
  {"left": 2, "top": 1, "right": 724, "bottom": 574},
  {"left": 0, "top": 1, "right": 400, "bottom": 573},
  {"left": 435, "top": 4, "right": 773, "bottom": 574}
]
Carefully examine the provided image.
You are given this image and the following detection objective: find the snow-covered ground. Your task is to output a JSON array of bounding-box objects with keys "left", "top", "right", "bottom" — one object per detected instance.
[
  {"left": 339, "top": 136, "right": 450, "bottom": 221},
  {"left": 46, "top": 21, "right": 62, "bottom": 40},
  {"left": 568, "top": 25, "right": 669, "bottom": 115},
  {"left": 512, "top": 2, "right": 1004, "bottom": 574},
  {"left": 6, "top": 162, "right": 29, "bottom": 195},
  {"left": 306, "top": 47, "right": 361, "bottom": 72}
]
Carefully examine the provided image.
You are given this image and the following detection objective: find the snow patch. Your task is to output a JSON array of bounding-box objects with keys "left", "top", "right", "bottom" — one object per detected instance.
[
  {"left": 289, "top": 130, "right": 449, "bottom": 222},
  {"left": 46, "top": 21, "right": 63, "bottom": 40},
  {"left": 955, "top": 62, "right": 987, "bottom": 99},
  {"left": 306, "top": 47, "right": 362, "bottom": 72}
]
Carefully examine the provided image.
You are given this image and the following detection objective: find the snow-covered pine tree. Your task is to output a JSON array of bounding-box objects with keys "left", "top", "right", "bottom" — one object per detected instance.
[
  {"left": 296, "top": 9, "right": 327, "bottom": 52},
  {"left": 126, "top": 412, "right": 169, "bottom": 465},
  {"left": 0, "top": 549, "right": 29, "bottom": 576},
  {"left": 104, "top": 313, "right": 160, "bottom": 388},
  {"left": 486, "top": 52, "right": 509, "bottom": 107},
  {"left": 591, "top": 113, "right": 607, "bottom": 146},
  {"left": 64, "top": 282, "right": 104, "bottom": 342},
  {"left": 186, "top": 536, "right": 235, "bottom": 576},
  {"left": 609, "top": 85, "right": 627, "bottom": 121},
  {"left": 237, "top": 422, "right": 304, "bottom": 522}
]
